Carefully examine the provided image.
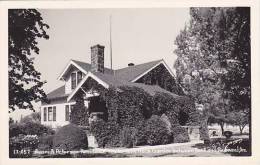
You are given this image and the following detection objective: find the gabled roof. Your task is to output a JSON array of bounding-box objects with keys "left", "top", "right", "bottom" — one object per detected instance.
[
  {"left": 114, "top": 59, "right": 163, "bottom": 82},
  {"left": 59, "top": 59, "right": 163, "bottom": 82},
  {"left": 48, "top": 58, "right": 177, "bottom": 101}
]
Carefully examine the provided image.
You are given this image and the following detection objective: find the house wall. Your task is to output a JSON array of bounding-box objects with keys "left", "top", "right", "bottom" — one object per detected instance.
[
  {"left": 41, "top": 101, "right": 75, "bottom": 129},
  {"left": 65, "top": 73, "right": 72, "bottom": 94}
]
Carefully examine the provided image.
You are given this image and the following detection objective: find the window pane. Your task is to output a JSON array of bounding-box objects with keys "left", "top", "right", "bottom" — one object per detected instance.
[
  {"left": 44, "top": 107, "right": 47, "bottom": 121},
  {"left": 77, "top": 71, "right": 82, "bottom": 84},
  {"left": 48, "top": 107, "right": 53, "bottom": 121},
  {"left": 53, "top": 106, "right": 56, "bottom": 121},
  {"left": 71, "top": 72, "right": 76, "bottom": 89},
  {"left": 65, "top": 105, "right": 70, "bottom": 121}
]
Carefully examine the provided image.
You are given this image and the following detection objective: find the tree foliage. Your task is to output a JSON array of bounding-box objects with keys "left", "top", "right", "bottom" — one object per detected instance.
[
  {"left": 174, "top": 7, "right": 250, "bottom": 133},
  {"left": 9, "top": 9, "right": 49, "bottom": 111}
]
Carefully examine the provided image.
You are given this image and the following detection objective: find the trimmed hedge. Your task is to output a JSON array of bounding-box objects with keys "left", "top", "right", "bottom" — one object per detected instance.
[
  {"left": 172, "top": 126, "right": 190, "bottom": 143},
  {"left": 145, "top": 115, "right": 172, "bottom": 145},
  {"left": 53, "top": 124, "right": 88, "bottom": 151}
]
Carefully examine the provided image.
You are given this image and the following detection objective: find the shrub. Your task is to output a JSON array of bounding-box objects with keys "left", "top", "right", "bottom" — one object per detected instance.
[
  {"left": 133, "top": 121, "right": 148, "bottom": 146},
  {"left": 223, "top": 131, "right": 233, "bottom": 139},
  {"left": 38, "top": 135, "right": 54, "bottom": 151},
  {"left": 9, "top": 135, "right": 39, "bottom": 158},
  {"left": 120, "top": 127, "right": 133, "bottom": 148},
  {"left": 9, "top": 123, "right": 25, "bottom": 137},
  {"left": 153, "top": 92, "right": 200, "bottom": 126},
  {"left": 145, "top": 115, "right": 172, "bottom": 145},
  {"left": 172, "top": 126, "right": 190, "bottom": 143},
  {"left": 22, "top": 122, "right": 55, "bottom": 136},
  {"left": 53, "top": 124, "right": 88, "bottom": 151},
  {"left": 90, "top": 119, "right": 120, "bottom": 148},
  {"left": 9, "top": 122, "right": 54, "bottom": 137}
]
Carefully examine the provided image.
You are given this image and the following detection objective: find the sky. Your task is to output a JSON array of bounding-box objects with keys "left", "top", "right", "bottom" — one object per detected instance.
[{"left": 10, "top": 8, "right": 190, "bottom": 120}]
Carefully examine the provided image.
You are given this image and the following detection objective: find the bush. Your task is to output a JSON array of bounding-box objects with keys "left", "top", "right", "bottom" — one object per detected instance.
[
  {"left": 22, "top": 122, "right": 55, "bottom": 136},
  {"left": 90, "top": 119, "right": 120, "bottom": 148},
  {"left": 53, "top": 124, "right": 88, "bottom": 151},
  {"left": 145, "top": 115, "right": 172, "bottom": 145},
  {"left": 153, "top": 92, "right": 200, "bottom": 126},
  {"left": 9, "top": 123, "right": 25, "bottom": 137},
  {"left": 120, "top": 127, "right": 133, "bottom": 148},
  {"left": 9, "top": 135, "right": 39, "bottom": 158},
  {"left": 172, "top": 126, "right": 190, "bottom": 143},
  {"left": 133, "top": 121, "right": 148, "bottom": 146},
  {"left": 9, "top": 122, "right": 54, "bottom": 137},
  {"left": 223, "top": 131, "right": 233, "bottom": 139},
  {"left": 38, "top": 135, "right": 54, "bottom": 151}
]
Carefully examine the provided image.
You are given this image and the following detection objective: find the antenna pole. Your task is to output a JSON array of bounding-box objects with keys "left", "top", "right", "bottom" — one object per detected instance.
[{"left": 109, "top": 15, "right": 113, "bottom": 71}]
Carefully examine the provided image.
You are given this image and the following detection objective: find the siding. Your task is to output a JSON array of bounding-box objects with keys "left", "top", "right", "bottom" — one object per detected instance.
[{"left": 41, "top": 101, "right": 75, "bottom": 128}]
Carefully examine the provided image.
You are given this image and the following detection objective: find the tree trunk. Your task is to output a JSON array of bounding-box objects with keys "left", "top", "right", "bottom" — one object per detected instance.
[
  {"left": 239, "top": 126, "right": 243, "bottom": 135},
  {"left": 220, "top": 122, "right": 224, "bottom": 135},
  {"left": 239, "top": 124, "right": 247, "bottom": 135}
]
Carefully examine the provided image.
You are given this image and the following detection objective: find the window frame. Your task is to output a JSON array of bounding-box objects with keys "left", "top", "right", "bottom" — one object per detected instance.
[
  {"left": 71, "top": 71, "right": 83, "bottom": 90},
  {"left": 43, "top": 107, "right": 47, "bottom": 121},
  {"left": 48, "top": 107, "right": 53, "bottom": 121},
  {"left": 71, "top": 72, "right": 77, "bottom": 89},
  {"left": 53, "top": 106, "right": 56, "bottom": 121}
]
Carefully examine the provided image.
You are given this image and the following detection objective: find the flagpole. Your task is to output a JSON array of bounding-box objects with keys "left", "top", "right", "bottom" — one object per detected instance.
[{"left": 109, "top": 15, "right": 113, "bottom": 72}]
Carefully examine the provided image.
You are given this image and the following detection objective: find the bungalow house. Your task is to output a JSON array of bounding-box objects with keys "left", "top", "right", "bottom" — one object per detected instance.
[{"left": 41, "top": 44, "right": 184, "bottom": 128}]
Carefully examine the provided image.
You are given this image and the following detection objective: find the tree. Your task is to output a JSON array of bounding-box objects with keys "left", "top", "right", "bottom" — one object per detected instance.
[
  {"left": 9, "top": 117, "right": 14, "bottom": 125},
  {"left": 227, "top": 110, "right": 249, "bottom": 135},
  {"left": 9, "top": 9, "right": 49, "bottom": 111},
  {"left": 174, "top": 7, "right": 250, "bottom": 134}
]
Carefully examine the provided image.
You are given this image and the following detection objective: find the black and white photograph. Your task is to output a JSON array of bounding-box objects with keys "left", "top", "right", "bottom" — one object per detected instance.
[{"left": 1, "top": 0, "right": 259, "bottom": 162}]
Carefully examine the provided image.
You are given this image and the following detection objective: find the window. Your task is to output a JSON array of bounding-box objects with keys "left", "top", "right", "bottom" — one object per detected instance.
[
  {"left": 71, "top": 72, "right": 76, "bottom": 89},
  {"left": 65, "top": 105, "right": 70, "bottom": 121},
  {"left": 44, "top": 107, "right": 47, "bottom": 121},
  {"left": 48, "top": 107, "right": 53, "bottom": 121},
  {"left": 53, "top": 106, "right": 56, "bottom": 121},
  {"left": 77, "top": 71, "right": 82, "bottom": 84}
]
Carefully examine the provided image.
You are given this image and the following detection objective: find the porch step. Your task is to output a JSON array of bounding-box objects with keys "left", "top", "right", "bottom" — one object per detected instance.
[{"left": 88, "top": 135, "right": 98, "bottom": 148}]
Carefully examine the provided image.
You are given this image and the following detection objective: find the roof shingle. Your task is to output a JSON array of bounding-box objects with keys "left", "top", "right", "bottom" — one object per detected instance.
[{"left": 47, "top": 85, "right": 68, "bottom": 100}]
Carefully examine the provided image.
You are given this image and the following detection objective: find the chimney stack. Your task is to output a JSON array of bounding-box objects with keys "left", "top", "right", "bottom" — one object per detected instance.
[
  {"left": 128, "top": 63, "right": 135, "bottom": 67},
  {"left": 91, "top": 44, "right": 105, "bottom": 73}
]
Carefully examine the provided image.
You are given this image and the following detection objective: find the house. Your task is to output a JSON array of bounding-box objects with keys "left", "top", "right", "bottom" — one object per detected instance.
[{"left": 41, "top": 44, "right": 183, "bottom": 128}]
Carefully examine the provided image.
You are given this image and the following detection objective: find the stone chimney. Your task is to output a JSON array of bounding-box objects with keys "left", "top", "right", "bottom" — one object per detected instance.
[{"left": 91, "top": 44, "right": 105, "bottom": 73}]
